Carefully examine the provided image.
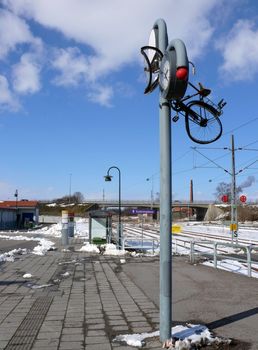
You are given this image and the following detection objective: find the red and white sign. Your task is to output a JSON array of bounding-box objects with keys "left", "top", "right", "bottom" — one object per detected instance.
[
  {"left": 221, "top": 195, "right": 228, "bottom": 203},
  {"left": 239, "top": 195, "right": 247, "bottom": 203}
]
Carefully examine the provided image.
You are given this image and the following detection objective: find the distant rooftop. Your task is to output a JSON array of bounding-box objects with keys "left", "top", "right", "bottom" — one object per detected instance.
[{"left": 0, "top": 201, "right": 38, "bottom": 209}]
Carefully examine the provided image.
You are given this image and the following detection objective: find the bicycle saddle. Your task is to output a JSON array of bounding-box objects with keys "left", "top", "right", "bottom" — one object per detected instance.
[{"left": 198, "top": 83, "right": 211, "bottom": 97}]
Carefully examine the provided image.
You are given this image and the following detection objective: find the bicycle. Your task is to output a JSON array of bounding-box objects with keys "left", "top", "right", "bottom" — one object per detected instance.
[
  {"left": 170, "top": 81, "right": 226, "bottom": 144},
  {"left": 140, "top": 45, "right": 226, "bottom": 144}
]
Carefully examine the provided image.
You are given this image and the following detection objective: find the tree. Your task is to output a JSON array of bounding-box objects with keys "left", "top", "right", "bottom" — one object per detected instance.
[{"left": 73, "top": 192, "right": 84, "bottom": 203}]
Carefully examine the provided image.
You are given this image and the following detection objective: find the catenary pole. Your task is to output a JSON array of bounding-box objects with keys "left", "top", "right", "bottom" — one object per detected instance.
[{"left": 231, "top": 135, "right": 237, "bottom": 242}]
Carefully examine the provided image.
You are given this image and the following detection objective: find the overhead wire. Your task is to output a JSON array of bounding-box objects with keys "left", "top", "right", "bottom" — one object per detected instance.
[{"left": 221, "top": 117, "right": 258, "bottom": 138}]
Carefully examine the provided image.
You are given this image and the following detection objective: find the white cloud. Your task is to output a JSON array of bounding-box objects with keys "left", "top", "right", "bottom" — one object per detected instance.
[
  {"left": 0, "top": 8, "right": 34, "bottom": 59},
  {"left": 217, "top": 20, "right": 258, "bottom": 81},
  {"left": 0, "top": 8, "right": 44, "bottom": 106},
  {"left": 0, "top": 75, "right": 19, "bottom": 111},
  {"left": 3, "top": 0, "right": 223, "bottom": 75},
  {"left": 51, "top": 47, "right": 89, "bottom": 86},
  {"left": 12, "top": 53, "right": 41, "bottom": 94},
  {"left": 87, "top": 85, "right": 114, "bottom": 107},
  {"left": 1, "top": 0, "right": 226, "bottom": 106}
]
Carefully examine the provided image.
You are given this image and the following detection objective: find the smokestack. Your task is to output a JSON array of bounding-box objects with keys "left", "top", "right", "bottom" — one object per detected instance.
[
  {"left": 190, "top": 179, "right": 193, "bottom": 203},
  {"left": 189, "top": 179, "right": 193, "bottom": 218}
]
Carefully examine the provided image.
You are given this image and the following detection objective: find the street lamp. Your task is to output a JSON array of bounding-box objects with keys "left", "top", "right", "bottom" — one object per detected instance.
[
  {"left": 104, "top": 166, "right": 122, "bottom": 249},
  {"left": 146, "top": 176, "right": 154, "bottom": 209},
  {"left": 14, "top": 189, "right": 18, "bottom": 228}
]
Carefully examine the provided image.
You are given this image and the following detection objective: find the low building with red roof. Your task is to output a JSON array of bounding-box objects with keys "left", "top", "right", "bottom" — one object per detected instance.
[{"left": 0, "top": 200, "right": 39, "bottom": 229}]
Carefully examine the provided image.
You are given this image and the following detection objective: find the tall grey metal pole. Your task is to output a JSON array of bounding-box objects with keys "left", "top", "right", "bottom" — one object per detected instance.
[
  {"left": 69, "top": 173, "right": 72, "bottom": 203},
  {"left": 154, "top": 19, "right": 171, "bottom": 342},
  {"left": 118, "top": 168, "right": 121, "bottom": 249},
  {"left": 231, "top": 135, "right": 237, "bottom": 242}
]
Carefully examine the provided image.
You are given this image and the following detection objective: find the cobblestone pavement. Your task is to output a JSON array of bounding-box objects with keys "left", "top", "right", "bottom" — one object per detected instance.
[{"left": 0, "top": 240, "right": 162, "bottom": 350}]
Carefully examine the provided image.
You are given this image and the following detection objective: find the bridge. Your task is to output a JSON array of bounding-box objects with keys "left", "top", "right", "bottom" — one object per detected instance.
[{"left": 84, "top": 200, "right": 212, "bottom": 220}]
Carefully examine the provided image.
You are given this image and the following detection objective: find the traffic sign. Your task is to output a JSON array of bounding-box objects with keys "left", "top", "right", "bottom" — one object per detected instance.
[
  {"left": 240, "top": 195, "right": 247, "bottom": 203},
  {"left": 221, "top": 195, "right": 228, "bottom": 203}
]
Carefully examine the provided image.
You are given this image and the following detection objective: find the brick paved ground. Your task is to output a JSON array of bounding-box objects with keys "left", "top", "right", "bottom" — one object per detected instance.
[{"left": 0, "top": 239, "right": 162, "bottom": 350}]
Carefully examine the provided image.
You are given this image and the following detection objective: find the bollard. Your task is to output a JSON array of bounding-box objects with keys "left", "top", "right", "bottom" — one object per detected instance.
[
  {"left": 61, "top": 210, "right": 69, "bottom": 246},
  {"left": 190, "top": 241, "right": 194, "bottom": 264},
  {"left": 246, "top": 246, "right": 252, "bottom": 277},
  {"left": 214, "top": 242, "right": 218, "bottom": 269}
]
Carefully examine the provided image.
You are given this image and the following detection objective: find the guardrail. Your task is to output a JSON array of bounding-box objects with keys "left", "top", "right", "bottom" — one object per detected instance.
[
  {"left": 122, "top": 238, "right": 159, "bottom": 255},
  {"left": 189, "top": 239, "right": 258, "bottom": 277}
]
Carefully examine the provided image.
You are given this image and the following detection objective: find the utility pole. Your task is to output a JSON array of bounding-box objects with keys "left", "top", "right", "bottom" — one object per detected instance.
[
  {"left": 193, "top": 134, "right": 258, "bottom": 243},
  {"left": 230, "top": 135, "right": 238, "bottom": 242},
  {"left": 69, "top": 173, "right": 72, "bottom": 203}
]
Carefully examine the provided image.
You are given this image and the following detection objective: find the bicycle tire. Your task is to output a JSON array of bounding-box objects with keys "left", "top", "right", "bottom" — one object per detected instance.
[
  {"left": 185, "top": 100, "right": 222, "bottom": 144},
  {"left": 140, "top": 46, "right": 163, "bottom": 94}
]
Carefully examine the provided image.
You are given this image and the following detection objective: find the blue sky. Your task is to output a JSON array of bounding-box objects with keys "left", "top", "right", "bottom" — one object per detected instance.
[{"left": 1, "top": 0, "right": 258, "bottom": 202}]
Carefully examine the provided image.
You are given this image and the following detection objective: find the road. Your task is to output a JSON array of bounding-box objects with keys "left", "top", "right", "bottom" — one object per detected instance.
[{"left": 0, "top": 238, "right": 38, "bottom": 254}]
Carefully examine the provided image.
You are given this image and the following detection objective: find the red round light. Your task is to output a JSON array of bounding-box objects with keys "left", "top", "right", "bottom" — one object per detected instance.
[
  {"left": 176, "top": 67, "right": 188, "bottom": 80},
  {"left": 221, "top": 195, "right": 228, "bottom": 203},
  {"left": 240, "top": 195, "right": 247, "bottom": 203}
]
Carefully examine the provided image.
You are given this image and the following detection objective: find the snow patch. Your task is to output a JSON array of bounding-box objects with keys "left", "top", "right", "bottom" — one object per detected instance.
[
  {"left": 78, "top": 243, "right": 100, "bottom": 253},
  {"left": 103, "top": 243, "right": 127, "bottom": 256},
  {"left": 113, "top": 324, "right": 230, "bottom": 348},
  {"left": 0, "top": 248, "right": 27, "bottom": 262},
  {"left": 32, "top": 238, "right": 55, "bottom": 255},
  {"left": 61, "top": 272, "right": 70, "bottom": 277}
]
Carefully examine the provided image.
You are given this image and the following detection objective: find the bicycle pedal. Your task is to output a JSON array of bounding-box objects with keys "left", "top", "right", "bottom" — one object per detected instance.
[{"left": 172, "top": 115, "right": 179, "bottom": 122}]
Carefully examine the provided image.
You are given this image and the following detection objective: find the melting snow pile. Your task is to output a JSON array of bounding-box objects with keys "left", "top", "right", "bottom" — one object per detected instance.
[
  {"left": 0, "top": 248, "right": 27, "bottom": 262},
  {"left": 103, "top": 243, "right": 127, "bottom": 256},
  {"left": 113, "top": 324, "right": 230, "bottom": 349},
  {"left": 32, "top": 238, "right": 55, "bottom": 255},
  {"left": 78, "top": 243, "right": 127, "bottom": 255},
  {"left": 78, "top": 243, "right": 100, "bottom": 253}
]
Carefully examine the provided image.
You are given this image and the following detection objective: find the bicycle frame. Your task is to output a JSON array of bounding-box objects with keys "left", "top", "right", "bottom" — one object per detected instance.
[{"left": 171, "top": 81, "right": 225, "bottom": 120}]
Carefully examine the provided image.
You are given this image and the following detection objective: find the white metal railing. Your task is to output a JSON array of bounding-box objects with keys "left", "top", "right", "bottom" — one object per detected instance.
[
  {"left": 122, "top": 238, "right": 159, "bottom": 254},
  {"left": 188, "top": 239, "right": 258, "bottom": 277}
]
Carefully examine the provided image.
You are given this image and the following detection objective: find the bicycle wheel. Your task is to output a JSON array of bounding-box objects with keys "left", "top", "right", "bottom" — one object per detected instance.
[{"left": 185, "top": 100, "right": 222, "bottom": 144}]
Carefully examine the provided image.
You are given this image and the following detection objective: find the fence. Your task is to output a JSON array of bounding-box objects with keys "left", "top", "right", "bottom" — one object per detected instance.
[
  {"left": 122, "top": 238, "right": 159, "bottom": 255},
  {"left": 188, "top": 239, "right": 258, "bottom": 277}
]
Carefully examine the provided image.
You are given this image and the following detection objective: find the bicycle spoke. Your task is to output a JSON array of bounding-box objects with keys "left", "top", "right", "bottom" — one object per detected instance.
[{"left": 185, "top": 100, "right": 222, "bottom": 144}]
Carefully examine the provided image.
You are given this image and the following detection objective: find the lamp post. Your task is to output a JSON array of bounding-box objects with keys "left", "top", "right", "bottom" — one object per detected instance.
[
  {"left": 104, "top": 166, "right": 122, "bottom": 249},
  {"left": 14, "top": 189, "right": 18, "bottom": 228},
  {"left": 69, "top": 173, "right": 72, "bottom": 204},
  {"left": 146, "top": 176, "right": 154, "bottom": 209}
]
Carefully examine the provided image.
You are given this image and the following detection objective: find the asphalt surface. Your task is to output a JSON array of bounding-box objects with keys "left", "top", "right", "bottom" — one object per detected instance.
[
  {"left": 0, "top": 238, "right": 38, "bottom": 254},
  {"left": 0, "top": 235, "right": 258, "bottom": 349},
  {"left": 122, "top": 255, "right": 258, "bottom": 349}
]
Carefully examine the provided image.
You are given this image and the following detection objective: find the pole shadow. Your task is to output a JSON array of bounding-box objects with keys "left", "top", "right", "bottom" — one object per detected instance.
[
  {"left": 207, "top": 307, "right": 258, "bottom": 330},
  {"left": 0, "top": 280, "right": 26, "bottom": 286}
]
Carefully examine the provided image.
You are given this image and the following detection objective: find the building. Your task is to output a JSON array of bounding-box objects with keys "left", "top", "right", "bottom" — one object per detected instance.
[{"left": 0, "top": 200, "right": 39, "bottom": 229}]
